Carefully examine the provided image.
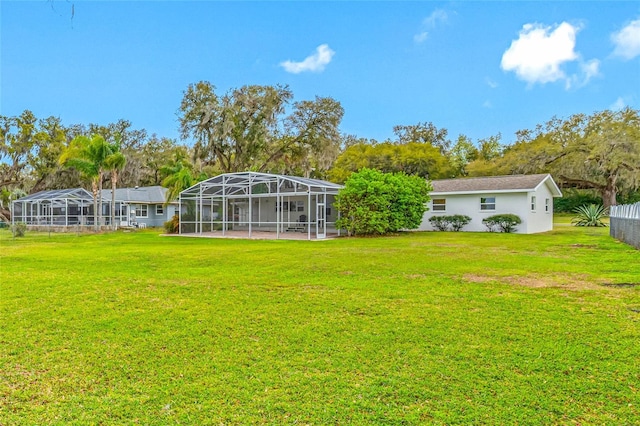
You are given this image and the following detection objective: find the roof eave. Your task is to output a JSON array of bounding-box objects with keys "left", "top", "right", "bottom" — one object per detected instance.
[
  {"left": 431, "top": 188, "right": 534, "bottom": 196},
  {"left": 533, "top": 174, "right": 563, "bottom": 197}
]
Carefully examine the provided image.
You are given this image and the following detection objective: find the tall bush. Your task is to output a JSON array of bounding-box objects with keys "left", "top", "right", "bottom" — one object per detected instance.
[{"left": 335, "top": 168, "right": 431, "bottom": 236}]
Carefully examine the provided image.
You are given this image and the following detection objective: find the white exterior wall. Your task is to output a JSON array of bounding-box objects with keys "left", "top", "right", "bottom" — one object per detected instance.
[
  {"left": 420, "top": 190, "right": 554, "bottom": 234},
  {"left": 132, "top": 203, "right": 177, "bottom": 227},
  {"left": 524, "top": 184, "right": 555, "bottom": 233}
]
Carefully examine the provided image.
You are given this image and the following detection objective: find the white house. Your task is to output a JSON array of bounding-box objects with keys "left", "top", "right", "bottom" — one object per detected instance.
[
  {"left": 102, "top": 186, "right": 178, "bottom": 228},
  {"left": 419, "top": 174, "right": 563, "bottom": 234}
]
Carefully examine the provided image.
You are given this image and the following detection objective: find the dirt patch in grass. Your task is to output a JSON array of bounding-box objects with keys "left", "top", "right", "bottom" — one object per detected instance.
[
  {"left": 601, "top": 283, "right": 639, "bottom": 288},
  {"left": 463, "top": 273, "right": 600, "bottom": 290}
]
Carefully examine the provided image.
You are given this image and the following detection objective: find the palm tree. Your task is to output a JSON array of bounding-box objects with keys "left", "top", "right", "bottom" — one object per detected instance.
[
  {"left": 59, "top": 135, "right": 111, "bottom": 231},
  {"left": 104, "top": 141, "right": 127, "bottom": 230},
  {"left": 161, "top": 162, "right": 197, "bottom": 206},
  {"left": 160, "top": 152, "right": 206, "bottom": 206}
]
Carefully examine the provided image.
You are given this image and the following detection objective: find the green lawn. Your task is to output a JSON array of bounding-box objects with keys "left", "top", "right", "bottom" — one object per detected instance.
[{"left": 1, "top": 223, "right": 638, "bottom": 424}]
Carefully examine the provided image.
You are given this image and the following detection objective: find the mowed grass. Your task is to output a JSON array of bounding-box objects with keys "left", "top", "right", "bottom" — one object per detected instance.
[{"left": 1, "top": 221, "right": 639, "bottom": 424}]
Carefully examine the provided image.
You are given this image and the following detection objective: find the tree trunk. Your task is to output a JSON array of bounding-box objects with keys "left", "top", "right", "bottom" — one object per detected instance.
[
  {"left": 602, "top": 180, "right": 617, "bottom": 209},
  {"left": 98, "top": 171, "right": 104, "bottom": 228},
  {"left": 111, "top": 170, "right": 118, "bottom": 230},
  {"left": 599, "top": 173, "right": 618, "bottom": 209},
  {"left": 92, "top": 180, "right": 99, "bottom": 231},
  {"left": 0, "top": 208, "right": 10, "bottom": 224}
]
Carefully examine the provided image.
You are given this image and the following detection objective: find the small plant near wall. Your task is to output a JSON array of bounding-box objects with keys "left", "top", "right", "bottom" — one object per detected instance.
[
  {"left": 11, "top": 222, "right": 27, "bottom": 237},
  {"left": 572, "top": 204, "right": 608, "bottom": 227},
  {"left": 482, "top": 214, "right": 521, "bottom": 233},
  {"left": 429, "top": 215, "right": 472, "bottom": 231},
  {"left": 163, "top": 214, "right": 180, "bottom": 234}
]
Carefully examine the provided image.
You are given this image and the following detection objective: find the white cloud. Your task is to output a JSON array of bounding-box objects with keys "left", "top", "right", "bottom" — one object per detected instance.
[
  {"left": 566, "top": 58, "right": 601, "bottom": 89},
  {"left": 486, "top": 78, "right": 498, "bottom": 89},
  {"left": 611, "top": 18, "right": 640, "bottom": 60},
  {"left": 280, "top": 44, "right": 335, "bottom": 74},
  {"left": 414, "top": 32, "right": 428, "bottom": 43},
  {"left": 610, "top": 97, "right": 627, "bottom": 110},
  {"left": 414, "top": 9, "right": 448, "bottom": 44},
  {"left": 580, "top": 59, "right": 600, "bottom": 83},
  {"left": 423, "top": 9, "right": 448, "bottom": 28},
  {"left": 483, "top": 100, "right": 493, "bottom": 109},
  {"left": 501, "top": 22, "right": 580, "bottom": 85}
]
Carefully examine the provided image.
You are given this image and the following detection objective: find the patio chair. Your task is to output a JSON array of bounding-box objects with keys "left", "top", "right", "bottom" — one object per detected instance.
[{"left": 298, "top": 214, "right": 307, "bottom": 231}]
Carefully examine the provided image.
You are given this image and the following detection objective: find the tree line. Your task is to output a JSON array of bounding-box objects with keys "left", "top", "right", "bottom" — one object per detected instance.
[{"left": 1, "top": 81, "right": 639, "bottom": 223}]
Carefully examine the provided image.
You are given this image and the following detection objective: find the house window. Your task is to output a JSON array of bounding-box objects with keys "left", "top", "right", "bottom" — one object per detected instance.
[
  {"left": 138, "top": 205, "right": 148, "bottom": 218},
  {"left": 156, "top": 205, "right": 164, "bottom": 215},
  {"left": 432, "top": 198, "right": 446, "bottom": 211},
  {"left": 296, "top": 201, "right": 304, "bottom": 212},
  {"left": 480, "top": 197, "right": 496, "bottom": 211},
  {"left": 545, "top": 198, "right": 550, "bottom": 213},
  {"left": 531, "top": 196, "right": 536, "bottom": 212}
]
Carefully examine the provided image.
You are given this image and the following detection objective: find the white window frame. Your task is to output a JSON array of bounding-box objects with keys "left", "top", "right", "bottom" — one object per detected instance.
[
  {"left": 156, "top": 205, "right": 164, "bottom": 215},
  {"left": 480, "top": 197, "right": 496, "bottom": 211},
  {"left": 138, "top": 204, "right": 148, "bottom": 218},
  {"left": 545, "top": 198, "right": 550, "bottom": 213},
  {"left": 531, "top": 196, "right": 536, "bottom": 212},
  {"left": 432, "top": 198, "right": 446, "bottom": 212}
]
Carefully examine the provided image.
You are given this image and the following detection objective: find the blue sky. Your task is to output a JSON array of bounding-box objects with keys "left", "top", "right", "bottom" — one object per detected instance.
[{"left": 2, "top": 1, "right": 639, "bottom": 146}]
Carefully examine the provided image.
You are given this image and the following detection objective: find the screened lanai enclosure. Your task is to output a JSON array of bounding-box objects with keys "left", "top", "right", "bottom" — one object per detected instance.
[
  {"left": 179, "top": 172, "right": 343, "bottom": 240},
  {"left": 11, "top": 188, "right": 129, "bottom": 230}
]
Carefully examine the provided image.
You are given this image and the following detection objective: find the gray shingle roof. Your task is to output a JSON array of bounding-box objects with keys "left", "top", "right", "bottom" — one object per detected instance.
[
  {"left": 101, "top": 186, "right": 169, "bottom": 203},
  {"left": 431, "top": 174, "right": 560, "bottom": 195}
]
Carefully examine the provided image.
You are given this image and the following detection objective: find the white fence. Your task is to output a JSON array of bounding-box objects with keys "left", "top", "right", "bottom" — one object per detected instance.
[
  {"left": 610, "top": 202, "right": 640, "bottom": 219},
  {"left": 610, "top": 202, "right": 640, "bottom": 249}
]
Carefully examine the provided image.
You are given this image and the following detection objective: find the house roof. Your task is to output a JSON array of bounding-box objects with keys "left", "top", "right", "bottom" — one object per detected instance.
[
  {"left": 18, "top": 188, "right": 93, "bottom": 202},
  {"left": 101, "top": 186, "right": 170, "bottom": 204},
  {"left": 431, "top": 174, "right": 562, "bottom": 197}
]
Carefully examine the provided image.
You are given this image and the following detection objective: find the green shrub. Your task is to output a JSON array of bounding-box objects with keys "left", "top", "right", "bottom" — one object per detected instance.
[
  {"left": 335, "top": 168, "right": 431, "bottom": 236},
  {"left": 449, "top": 215, "right": 472, "bottom": 232},
  {"left": 572, "top": 204, "right": 608, "bottom": 227},
  {"left": 163, "top": 214, "right": 180, "bottom": 234},
  {"left": 554, "top": 189, "right": 602, "bottom": 213},
  {"left": 428, "top": 216, "right": 449, "bottom": 231},
  {"left": 617, "top": 190, "right": 640, "bottom": 205},
  {"left": 11, "top": 222, "right": 27, "bottom": 237},
  {"left": 482, "top": 214, "right": 521, "bottom": 233},
  {"left": 429, "top": 215, "right": 472, "bottom": 231}
]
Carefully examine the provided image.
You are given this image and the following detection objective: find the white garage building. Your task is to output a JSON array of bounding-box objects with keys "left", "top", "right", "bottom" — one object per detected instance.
[{"left": 420, "top": 174, "right": 563, "bottom": 234}]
